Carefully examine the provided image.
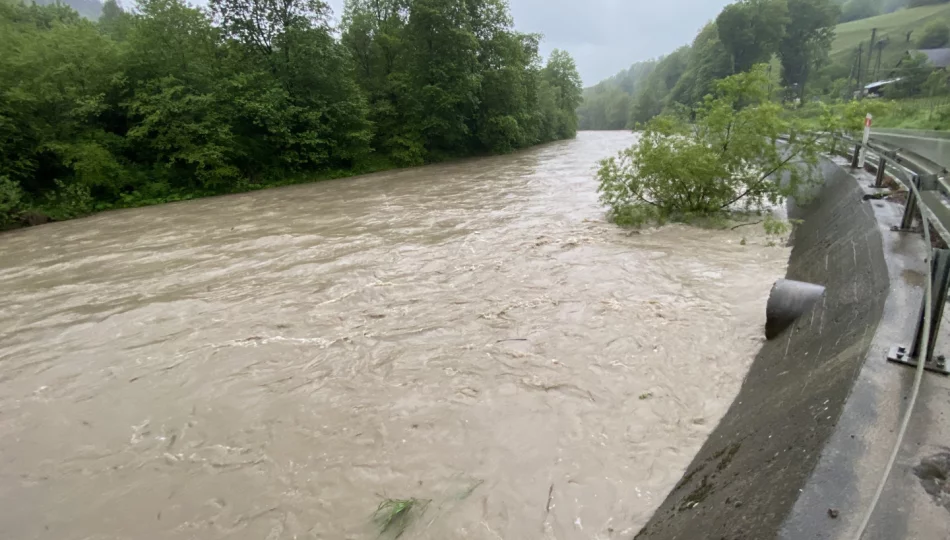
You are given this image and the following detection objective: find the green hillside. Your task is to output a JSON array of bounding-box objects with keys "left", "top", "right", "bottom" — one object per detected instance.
[
  {"left": 830, "top": 4, "right": 950, "bottom": 73},
  {"left": 579, "top": 2, "right": 950, "bottom": 131}
]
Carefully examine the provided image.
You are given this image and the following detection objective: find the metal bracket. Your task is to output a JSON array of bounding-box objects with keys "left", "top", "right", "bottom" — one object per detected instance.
[
  {"left": 887, "top": 345, "right": 949, "bottom": 375},
  {"left": 919, "top": 173, "right": 940, "bottom": 192},
  {"left": 851, "top": 143, "right": 862, "bottom": 169},
  {"left": 888, "top": 249, "right": 950, "bottom": 376},
  {"left": 896, "top": 174, "right": 922, "bottom": 231},
  {"left": 873, "top": 155, "right": 887, "bottom": 188}
]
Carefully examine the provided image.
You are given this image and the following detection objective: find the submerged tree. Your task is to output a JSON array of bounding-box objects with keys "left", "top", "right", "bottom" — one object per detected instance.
[{"left": 596, "top": 66, "right": 824, "bottom": 225}]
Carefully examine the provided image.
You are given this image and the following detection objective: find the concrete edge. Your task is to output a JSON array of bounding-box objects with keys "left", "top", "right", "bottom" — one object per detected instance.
[{"left": 634, "top": 157, "right": 892, "bottom": 540}]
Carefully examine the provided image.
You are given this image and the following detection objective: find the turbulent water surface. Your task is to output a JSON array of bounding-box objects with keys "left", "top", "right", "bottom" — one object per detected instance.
[{"left": 0, "top": 132, "right": 789, "bottom": 539}]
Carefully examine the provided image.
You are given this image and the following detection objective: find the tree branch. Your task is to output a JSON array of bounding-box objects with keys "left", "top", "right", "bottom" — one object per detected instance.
[{"left": 718, "top": 145, "right": 804, "bottom": 210}]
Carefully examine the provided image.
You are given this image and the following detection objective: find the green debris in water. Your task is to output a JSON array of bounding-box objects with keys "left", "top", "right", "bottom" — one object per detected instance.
[
  {"left": 373, "top": 497, "right": 430, "bottom": 538},
  {"left": 456, "top": 479, "right": 484, "bottom": 501}
]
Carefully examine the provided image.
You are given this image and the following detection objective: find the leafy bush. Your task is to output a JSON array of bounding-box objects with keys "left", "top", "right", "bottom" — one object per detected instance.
[
  {"left": 0, "top": 176, "right": 25, "bottom": 226},
  {"left": 596, "top": 66, "right": 823, "bottom": 225},
  {"left": 41, "top": 179, "right": 95, "bottom": 221}
]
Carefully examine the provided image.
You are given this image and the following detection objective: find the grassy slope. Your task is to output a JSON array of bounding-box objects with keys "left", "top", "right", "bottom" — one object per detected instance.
[{"left": 830, "top": 4, "right": 950, "bottom": 71}]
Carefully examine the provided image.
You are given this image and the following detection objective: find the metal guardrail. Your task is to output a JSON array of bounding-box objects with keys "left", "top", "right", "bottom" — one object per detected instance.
[
  {"left": 833, "top": 133, "right": 950, "bottom": 375},
  {"left": 832, "top": 134, "right": 947, "bottom": 540},
  {"left": 857, "top": 137, "right": 950, "bottom": 242}
]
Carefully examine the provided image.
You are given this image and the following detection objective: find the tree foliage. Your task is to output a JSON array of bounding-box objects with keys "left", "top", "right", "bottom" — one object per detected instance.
[
  {"left": 918, "top": 20, "right": 950, "bottom": 48},
  {"left": 577, "top": 60, "right": 657, "bottom": 130},
  {"left": 596, "top": 67, "right": 824, "bottom": 225},
  {"left": 0, "top": 0, "right": 581, "bottom": 226},
  {"left": 891, "top": 52, "right": 936, "bottom": 97},
  {"left": 580, "top": 0, "right": 838, "bottom": 130},
  {"left": 839, "top": 0, "right": 880, "bottom": 22},
  {"left": 778, "top": 0, "right": 840, "bottom": 99},
  {"left": 716, "top": 0, "right": 788, "bottom": 73},
  {"left": 35, "top": 0, "right": 102, "bottom": 19}
]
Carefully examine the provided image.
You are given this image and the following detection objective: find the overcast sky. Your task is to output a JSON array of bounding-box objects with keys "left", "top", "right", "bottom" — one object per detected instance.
[{"left": 322, "top": 0, "right": 735, "bottom": 86}]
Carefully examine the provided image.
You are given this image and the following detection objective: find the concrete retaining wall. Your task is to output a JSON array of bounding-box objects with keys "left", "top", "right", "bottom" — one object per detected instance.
[{"left": 634, "top": 159, "right": 891, "bottom": 539}]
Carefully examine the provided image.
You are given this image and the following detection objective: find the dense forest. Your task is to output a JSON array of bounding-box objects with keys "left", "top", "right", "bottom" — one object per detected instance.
[
  {"left": 578, "top": 0, "right": 949, "bottom": 131},
  {"left": 0, "top": 0, "right": 582, "bottom": 227}
]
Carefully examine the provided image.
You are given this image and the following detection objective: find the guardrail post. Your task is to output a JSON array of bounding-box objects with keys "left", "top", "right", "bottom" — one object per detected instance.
[
  {"left": 888, "top": 248, "right": 950, "bottom": 375},
  {"left": 874, "top": 155, "right": 887, "bottom": 188},
  {"left": 919, "top": 173, "right": 940, "bottom": 192},
  {"left": 899, "top": 174, "right": 921, "bottom": 231},
  {"left": 851, "top": 143, "right": 862, "bottom": 169}
]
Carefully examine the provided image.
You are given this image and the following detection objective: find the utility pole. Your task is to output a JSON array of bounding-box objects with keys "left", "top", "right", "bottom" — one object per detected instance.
[
  {"left": 875, "top": 39, "right": 885, "bottom": 80},
  {"left": 867, "top": 28, "right": 877, "bottom": 80},
  {"left": 847, "top": 46, "right": 859, "bottom": 98},
  {"left": 856, "top": 43, "right": 865, "bottom": 97}
]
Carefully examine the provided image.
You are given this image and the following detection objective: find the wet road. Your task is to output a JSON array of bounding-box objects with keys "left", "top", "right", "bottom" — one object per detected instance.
[{"left": 0, "top": 132, "right": 789, "bottom": 539}]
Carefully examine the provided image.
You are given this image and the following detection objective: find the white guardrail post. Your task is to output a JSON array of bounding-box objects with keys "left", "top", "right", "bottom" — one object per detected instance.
[{"left": 858, "top": 113, "right": 872, "bottom": 170}]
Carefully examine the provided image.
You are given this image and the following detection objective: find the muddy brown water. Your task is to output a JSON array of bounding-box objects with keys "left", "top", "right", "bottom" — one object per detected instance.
[{"left": 0, "top": 132, "right": 789, "bottom": 539}]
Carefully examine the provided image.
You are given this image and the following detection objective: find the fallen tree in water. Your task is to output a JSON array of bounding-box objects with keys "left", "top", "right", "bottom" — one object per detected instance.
[{"left": 596, "top": 66, "right": 861, "bottom": 227}]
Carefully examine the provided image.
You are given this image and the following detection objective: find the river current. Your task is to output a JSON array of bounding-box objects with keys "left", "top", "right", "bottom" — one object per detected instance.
[{"left": 0, "top": 131, "right": 789, "bottom": 539}]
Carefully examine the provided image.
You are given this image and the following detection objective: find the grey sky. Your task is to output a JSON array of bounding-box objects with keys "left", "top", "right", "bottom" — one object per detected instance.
[{"left": 323, "top": 0, "right": 735, "bottom": 86}]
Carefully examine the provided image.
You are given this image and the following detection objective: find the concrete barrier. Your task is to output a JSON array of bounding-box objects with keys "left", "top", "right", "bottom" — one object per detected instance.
[
  {"left": 634, "top": 159, "right": 891, "bottom": 540},
  {"left": 872, "top": 129, "right": 950, "bottom": 170}
]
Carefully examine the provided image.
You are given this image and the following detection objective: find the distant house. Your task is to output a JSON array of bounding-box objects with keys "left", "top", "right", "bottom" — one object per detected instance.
[
  {"left": 899, "top": 48, "right": 950, "bottom": 69},
  {"left": 863, "top": 78, "right": 903, "bottom": 98}
]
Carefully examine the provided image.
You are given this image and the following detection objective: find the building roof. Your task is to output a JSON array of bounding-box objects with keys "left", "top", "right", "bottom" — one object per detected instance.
[
  {"left": 913, "top": 48, "right": 950, "bottom": 68},
  {"left": 865, "top": 78, "right": 902, "bottom": 90}
]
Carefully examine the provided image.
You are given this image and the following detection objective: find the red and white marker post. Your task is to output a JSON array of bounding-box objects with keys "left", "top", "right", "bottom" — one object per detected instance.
[{"left": 858, "top": 113, "right": 873, "bottom": 169}]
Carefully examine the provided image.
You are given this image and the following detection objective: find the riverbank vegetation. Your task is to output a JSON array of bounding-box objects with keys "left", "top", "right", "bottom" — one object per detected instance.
[
  {"left": 0, "top": 0, "right": 582, "bottom": 229},
  {"left": 589, "top": 0, "right": 950, "bottom": 226},
  {"left": 579, "top": 0, "right": 950, "bottom": 132},
  {"left": 597, "top": 68, "right": 827, "bottom": 226}
]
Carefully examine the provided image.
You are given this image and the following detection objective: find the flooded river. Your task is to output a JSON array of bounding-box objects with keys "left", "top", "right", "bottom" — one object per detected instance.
[{"left": 0, "top": 132, "right": 788, "bottom": 539}]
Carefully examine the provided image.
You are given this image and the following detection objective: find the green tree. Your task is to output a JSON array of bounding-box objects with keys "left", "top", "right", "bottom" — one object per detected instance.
[
  {"left": 211, "top": 0, "right": 372, "bottom": 173},
  {"left": 670, "top": 22, "right": 734, "bottom": 108},
  {"left": 629, "top": 47, "right": 689, "bottom": 125},
  {"left": 404, "top": 0, "right": 479, "bottom": 156},
  {"left": 1, "top": 0, "right": 582, "bottom": 229},
  {"left": 918, "top": 21, "right": 950, "bottom": 48},
  {"left": 0, "top": 0, "right": 121, "bottom": 208},
  {"left": 778, "top": 0, "right": 840, "bottom": 100},
  {"left": 577, "top": 60, "right": 656, "bottom": 130},
  {"left": 716, "top": 0, "right": 788, "bottom": 73},
  {"left": 597, "top": 66, "right": 823, "bottom": 224},
  {"left": 891, "top": 52, "right": 934, "bottom": 97},
  {"left": 0, "top": 175, "right": 25, "bottom": 226},
  {"left": 341, "top": 0, "right": 424, "bottom": 165},
  {"left": 124, "top": 0, "right": 241, "bottom": 190},
  {"left": 839, "top": 0, "right": 879, "bottom": 22},
  {"left": 35, "top": 0, "right": 102, "bottom": 20},
  {"left": 542, "top": 49, "right": 583, "bottom": 139},
  {"left": 97, "top": 0, "right": 131, "bottom": 39}
]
